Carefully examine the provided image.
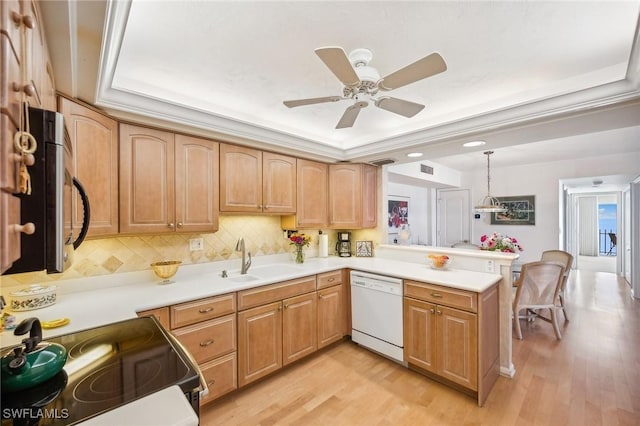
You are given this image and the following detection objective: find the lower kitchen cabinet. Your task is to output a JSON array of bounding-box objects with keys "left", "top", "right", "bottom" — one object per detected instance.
[
  {"left": 237, "top": 301, "right": 282, "bottom": 387},
  {"left": 199, "top": 352, "right": 237, "bottom": 403},
  {"left": 403, "top": 280, "right": 499, "bottom": 406},
  {"left": 282, "top": 292, "right": 317, "bottom": 365},
  {"left": 317, "top": 284, "right": 343, "bottom": 348}
]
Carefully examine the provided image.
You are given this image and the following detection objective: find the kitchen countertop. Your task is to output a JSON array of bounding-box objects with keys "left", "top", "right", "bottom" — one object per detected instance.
[{"left": 1, "top": 255, "right": 501, "bottom": 348}]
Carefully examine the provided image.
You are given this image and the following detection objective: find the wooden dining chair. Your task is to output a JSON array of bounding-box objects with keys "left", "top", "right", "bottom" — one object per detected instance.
[
  {"left": 540, "top": 250, "right": 574, "bottom": 321},
  {"left": 512, "top": 261, "right": 565, "bottom": 340}
]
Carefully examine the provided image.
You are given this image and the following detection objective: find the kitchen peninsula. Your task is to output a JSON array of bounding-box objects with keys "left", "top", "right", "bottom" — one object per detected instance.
[{"left": 1, "top": 247, "right": 515, "bottom": 407}]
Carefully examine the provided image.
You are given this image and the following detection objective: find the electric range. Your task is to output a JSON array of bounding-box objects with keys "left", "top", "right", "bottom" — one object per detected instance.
[{"left": 1, "top": 317, "right": 200, "bottom": 425}]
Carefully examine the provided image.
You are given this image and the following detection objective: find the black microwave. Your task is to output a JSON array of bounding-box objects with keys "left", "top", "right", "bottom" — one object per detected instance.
[{"left": 4, "top": 107, "right": 90, "bottom": 275}]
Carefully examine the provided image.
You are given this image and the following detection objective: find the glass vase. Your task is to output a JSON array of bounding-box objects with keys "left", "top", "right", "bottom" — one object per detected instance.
[{"left": 294, "top": 246, "right": 305, "bottom": 264}]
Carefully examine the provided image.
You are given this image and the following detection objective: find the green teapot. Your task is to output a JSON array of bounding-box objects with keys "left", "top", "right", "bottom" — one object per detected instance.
[{"left": 1, "top": 317, "right": 68, "bottom": 392}]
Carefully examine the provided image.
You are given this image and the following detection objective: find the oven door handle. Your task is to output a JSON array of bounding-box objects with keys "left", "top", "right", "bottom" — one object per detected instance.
[
  {"left": 165, "top": 330, "right": 209, "bottom": 398},
  {"left": 72, "top": 177, "right": 90, "bottom": 250}
]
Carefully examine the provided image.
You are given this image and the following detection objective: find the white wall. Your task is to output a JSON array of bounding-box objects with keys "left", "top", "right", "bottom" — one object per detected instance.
[{"left": 464, "top": 151, "right": 640, "bottom": 262}]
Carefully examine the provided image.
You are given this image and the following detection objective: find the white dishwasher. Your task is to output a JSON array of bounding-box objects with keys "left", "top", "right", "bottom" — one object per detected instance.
[{"left": 350, "top": 270, "right": 405, "bottom": 364}]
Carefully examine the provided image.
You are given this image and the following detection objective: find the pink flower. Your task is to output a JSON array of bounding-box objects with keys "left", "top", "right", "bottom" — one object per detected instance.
[{"left": 480, "top": 235, "right": 488, "bottom": 243}]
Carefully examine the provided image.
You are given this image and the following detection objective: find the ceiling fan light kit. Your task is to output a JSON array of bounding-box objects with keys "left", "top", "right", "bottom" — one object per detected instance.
[
  {"left": 474, "top": 151, "right": 508, "bottom": 214},
  {"left": 283, "top": 46, "right": 447, "bottom": 129}
]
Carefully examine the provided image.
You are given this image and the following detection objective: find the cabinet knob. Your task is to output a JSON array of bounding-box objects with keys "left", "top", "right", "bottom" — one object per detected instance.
[
  {"left": 436, "top": 310, "right": 443, "bottom": 315},
  {"left": 13, "top": 222, "right": 35, "bottom": 235},
  {"left": 429, "top": 308, "right": 435, "bottom": 314},
  {"left": 10, "top": 153, "right": 35, "bottom": 166},
  {"left": 10, "top": 11, "right": 34, "bottom": 29},
  {"left": 12, "top": 82, "right": 36, "bottom": 97},
  {"left": 168, "top": 223, "right": 174, "bottom": 228},
  {"left": 327, "top": 278, "right": 335, "bottom": 282},
  {"left": 198, "top": 307, "right": 213, "bottom": 314},
  {"left": 430, "top": 293, "right": 443, "bottom": 298},
  {"left": 199, "top": 339, "right": 215, "bottom": 347},
  {"left": 177, "top": 222, "right": 183, "bottom": 228}
]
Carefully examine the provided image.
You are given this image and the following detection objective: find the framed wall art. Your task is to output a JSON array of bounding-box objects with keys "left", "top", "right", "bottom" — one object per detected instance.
[
  {"left": 491, "top": 195, "right": 536, "bottom": 225},
  {"left": 355, "top": 240, "right": 373, "bottom": 257}
]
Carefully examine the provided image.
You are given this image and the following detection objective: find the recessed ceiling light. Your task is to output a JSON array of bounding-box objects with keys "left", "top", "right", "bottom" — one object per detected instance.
[
  {"left": 463, "top": 140, "right": 486, "bottom": 147},
  {"left": 407, "top": 152, "right": 423, "bottom": 158}
]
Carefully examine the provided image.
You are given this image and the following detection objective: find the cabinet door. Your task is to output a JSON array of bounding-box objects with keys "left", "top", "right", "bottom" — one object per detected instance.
[
  {"left": 296, "top": 159, "right": 327, "bottom": 228},
  {"left": 262, "top": 152, "right": 296, "bottom": 213},
  {"left": 317, "top": 285, "right": 344, "bottom": 349},
  {"left": 1, "top": 191, "right": 21, "bottom": 273},
  {"left": 282, "top": 292, "right": 317, "bottom": 366},
  {"left": 329, "top": 163, "right": 362, "bottom": 228},
  {"left": 219, "top": 144, "right": 261, "bottom": 212},
  {"left": 119, "top": 124, "right": 175, "bottom": 233},
  {"left": 59, "top": 97, "right": 119, "bottom": 237},
  {"left": 403, "top": 297, "right": 437, "bottom": 373},
  {"left": 361, "top": 164, "right": 378, "bottom": 228},
  {"left": 436, "top": 305, "right": 478, "bottom": 390},
  {"left": 237, "top": 301, "right": 282, "bottom": 387},
  {"left": 175, "top": 134, "right": 219, "bottom": 232}
]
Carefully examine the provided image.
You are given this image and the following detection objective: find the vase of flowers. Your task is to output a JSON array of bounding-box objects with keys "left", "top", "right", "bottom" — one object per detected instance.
[
  {"left": 479, "top": 232, "right": 523, "bottom": 253},
  {"left": 289, "top": 233, "right": 311, "bottom": 263}
]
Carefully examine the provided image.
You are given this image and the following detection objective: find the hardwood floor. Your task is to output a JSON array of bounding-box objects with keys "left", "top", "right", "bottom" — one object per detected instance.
[{"left": 201, "top": 270, "right": 640, "bottom": 425}]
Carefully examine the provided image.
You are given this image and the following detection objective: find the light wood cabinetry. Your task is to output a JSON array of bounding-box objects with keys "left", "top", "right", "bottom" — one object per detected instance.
[
  {"left": 328, "top": 163, "right": 377, "bottom": 229},
  {"left": 403, "top": 280, "right": 499, "bottom": 406},
  {"left": 1, "top": 0, "right": 53, "bottom": 273},
  {"left": 219, "top": 144, "right": 296, "bottom": 213},
  {"left": 237, "top": 275, "right": 318, "bottom": 387},
  {"left": 169, "top": 293, "right": 237, "bottom": 405},
  {"left": 59, "top": 97, "right": 119, "bottom": 237},
  {"left": 281, "top": 159, "right": 328, "bottom": 229},
  {"left": 137, "top": 307, "right": 170, "bottom": 330},
  {"left": 119, "top": 124, "right": 219, "bottom": 234},
  {"left": 316, "top": 269, "right": 347, "bottom": 348}
]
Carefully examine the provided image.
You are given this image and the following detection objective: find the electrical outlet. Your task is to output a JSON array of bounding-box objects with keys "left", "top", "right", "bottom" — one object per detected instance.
[
  {"left": 486, "top": 260, "right": 495, "bottom": 273},
  {"left": 189, "top": 238, "right": 204, "bottom": 251}
]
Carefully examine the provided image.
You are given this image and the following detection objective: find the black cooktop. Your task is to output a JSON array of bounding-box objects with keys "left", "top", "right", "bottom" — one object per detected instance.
[{"left": 1, "top": 317, "right": 200, "bottom": 426}]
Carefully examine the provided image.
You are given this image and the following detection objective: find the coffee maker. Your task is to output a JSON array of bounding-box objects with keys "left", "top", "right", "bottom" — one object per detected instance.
[{"left": 336, "top": 232, "right": 352, "bottom": 257}]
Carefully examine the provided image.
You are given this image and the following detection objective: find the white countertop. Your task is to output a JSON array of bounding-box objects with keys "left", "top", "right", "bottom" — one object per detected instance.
[{"left": 1, "top": 255, "right": 501, "bottom": 348}]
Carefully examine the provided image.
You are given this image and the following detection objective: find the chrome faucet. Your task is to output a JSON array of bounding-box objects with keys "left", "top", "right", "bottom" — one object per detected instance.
[{"left": 235, "top": 237, "right": 252, "bottom": 274}]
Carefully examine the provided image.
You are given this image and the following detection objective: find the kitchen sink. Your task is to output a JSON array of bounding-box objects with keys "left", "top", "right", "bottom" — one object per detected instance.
[
  {"left": 228, "top": 274, "right": 259, "bottom": 283},
  {"left": 249, "top": 264, "right": 304, "bottom": 278}
]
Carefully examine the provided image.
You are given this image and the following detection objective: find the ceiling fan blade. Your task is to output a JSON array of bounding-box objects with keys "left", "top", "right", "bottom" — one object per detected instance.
[
  {"left": 315, "top": 47, "right": 360, "bottom": 87},
  {"left": 283, "top": 96, "right": 343, "bottom": 108},
  {"left": 378, "top": 52, "right": 447, "bottom": 91},
  {"left": 375, "top": 97, "right": 425, "bottom": 118},
  {"left": 336, "top": 101, "right": 368, "bottom": 129}
]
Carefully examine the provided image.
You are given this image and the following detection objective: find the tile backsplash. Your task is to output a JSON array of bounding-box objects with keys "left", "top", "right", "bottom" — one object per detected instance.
[{"left": 1, "top": 216, "right": 343, "bottom": 289}]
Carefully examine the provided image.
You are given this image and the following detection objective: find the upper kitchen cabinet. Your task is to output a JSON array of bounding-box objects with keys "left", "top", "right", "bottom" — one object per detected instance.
[
  {"left": 220, "top": 144, "right": 296, "bottom": 214},
  {"left": 328, "top": 163, "right": 378, "bottom": 229},
  {"left": 58, "top": 97, "right": 118, "bottom": 237},
  {"left": 120, "top": 124, "right": 219, "bottom": 234},
  {"left": 281, "top": 159, "right": 328, "bottom": 229}
]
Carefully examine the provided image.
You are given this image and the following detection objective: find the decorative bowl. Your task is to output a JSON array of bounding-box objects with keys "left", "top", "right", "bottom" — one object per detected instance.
[
  {"left": 150, "top": 261, "right": 182, "bottom": 284},
  {"left": 427, "top": 254, "right": 451, "bottom": 270},
  {"left": 9, "top": 285, "right": 57, "bottom": 311}
]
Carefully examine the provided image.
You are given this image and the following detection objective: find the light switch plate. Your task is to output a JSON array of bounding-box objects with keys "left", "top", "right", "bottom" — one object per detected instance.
[{"left": 189, "top": 238, "right": 204, "bottom": 251}]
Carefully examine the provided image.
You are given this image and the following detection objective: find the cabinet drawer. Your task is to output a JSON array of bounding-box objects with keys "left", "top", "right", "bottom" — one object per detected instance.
[
  {"left": 199, "top": 352, "right": 237, "bottom": 404},
  {"left": 317, "top": 269, "right": 343, "bottom": 290},
  {"left": 171, "top": 293, "right": 236, "bottom": 329},
  {"left": 237, "top": 275, "right": 316, "bottom": 310},
  {"left": 404, "top": 280, "right": 478, "bottom": 313},
  {"left": 173, "top": 314, "right": 236, "bottom": 364}
]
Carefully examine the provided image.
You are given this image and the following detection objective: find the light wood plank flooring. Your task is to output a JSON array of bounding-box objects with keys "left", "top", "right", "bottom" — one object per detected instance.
[{"left": 201, "top": 270, "right": 640, "bottom": 425}]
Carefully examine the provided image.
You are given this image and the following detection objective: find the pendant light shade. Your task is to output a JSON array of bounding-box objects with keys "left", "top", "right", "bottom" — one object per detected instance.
[{"left": 474, "top": 151, "right": 507, "bottom": 213}]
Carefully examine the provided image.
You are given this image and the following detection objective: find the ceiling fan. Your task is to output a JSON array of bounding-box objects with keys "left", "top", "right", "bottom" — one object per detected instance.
[{"left": 283, "top": 47, "right": 447, "bottom": 129}]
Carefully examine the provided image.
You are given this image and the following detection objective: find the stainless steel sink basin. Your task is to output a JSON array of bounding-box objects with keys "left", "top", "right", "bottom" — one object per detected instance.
[
  {"left": 249, "top": 264, "right": 303, "bottom": 278},
  {"left": 228, "top": 274, "right": 259, "bottom": 283}
]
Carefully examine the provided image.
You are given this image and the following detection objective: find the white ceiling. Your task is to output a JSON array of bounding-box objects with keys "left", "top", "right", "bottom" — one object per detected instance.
[{"left": 41, "top": 1, "right": 640, "bottom": 170}]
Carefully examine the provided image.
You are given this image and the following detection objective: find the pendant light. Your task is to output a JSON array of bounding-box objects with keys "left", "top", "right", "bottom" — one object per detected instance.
[{"left": 474, "top": 151, "right": 507, "bottom": 213}]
